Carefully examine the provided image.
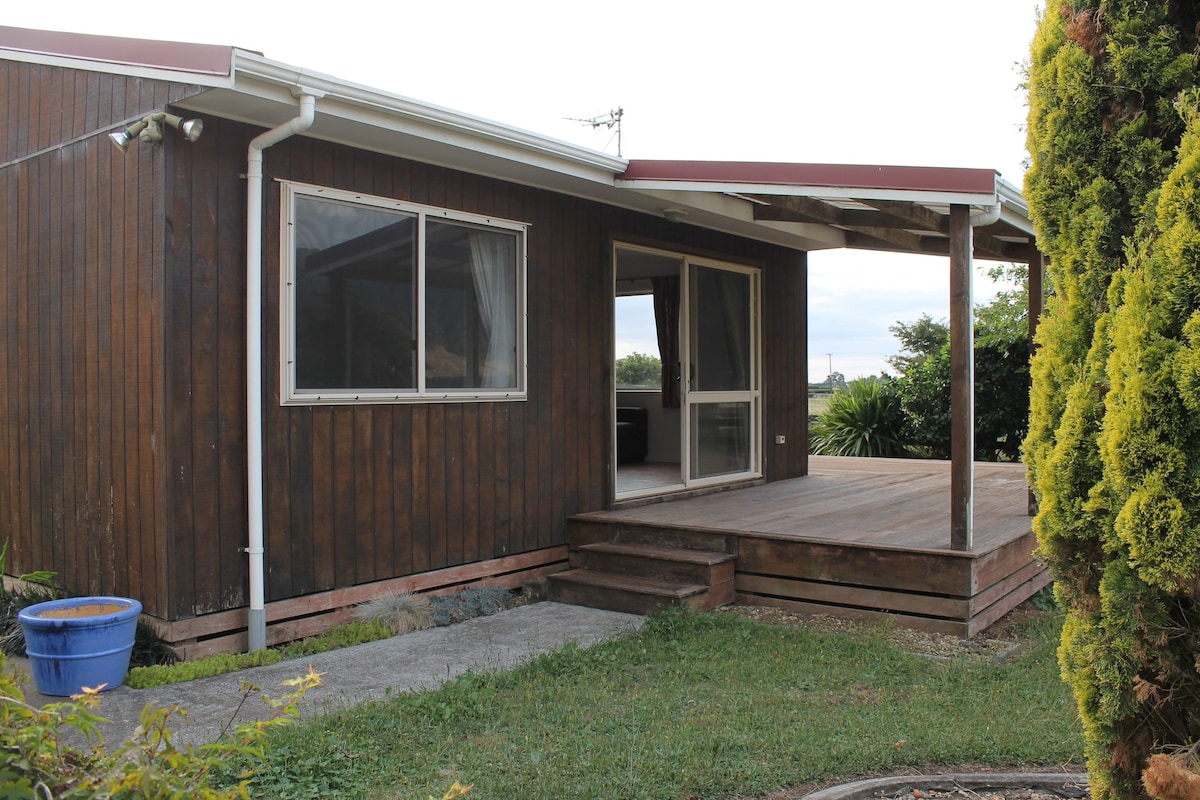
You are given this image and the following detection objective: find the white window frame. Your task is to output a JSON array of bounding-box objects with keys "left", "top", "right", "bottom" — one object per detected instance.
[{"left": 280, "top": 181, "right": 529, "bottom": 405}]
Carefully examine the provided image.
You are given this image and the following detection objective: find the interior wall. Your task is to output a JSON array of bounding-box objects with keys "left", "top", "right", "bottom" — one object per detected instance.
[{"left": 615, "top": 391, "right": 680, "bottom": 464}]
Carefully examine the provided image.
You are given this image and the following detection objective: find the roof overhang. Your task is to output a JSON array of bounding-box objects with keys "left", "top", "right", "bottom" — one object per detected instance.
[
  {"left": 0, "top": 26, "right": 1035, "bottom": 259},
  {"left": 618, "top": 161, "right": 1035, "bottom": 262}
]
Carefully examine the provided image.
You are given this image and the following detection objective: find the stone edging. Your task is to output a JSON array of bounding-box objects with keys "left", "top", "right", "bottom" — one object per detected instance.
[{"left": 801, "top": 772, "right": 1090, "bottom": 800}]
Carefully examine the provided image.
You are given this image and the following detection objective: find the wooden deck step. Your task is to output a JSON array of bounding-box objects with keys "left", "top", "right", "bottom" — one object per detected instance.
[
  {"left": 548, "top": 569, "right": 716, "bottom": 615},
  {"left": 579, "top": 541, "right": 735, "bottom": 585}
]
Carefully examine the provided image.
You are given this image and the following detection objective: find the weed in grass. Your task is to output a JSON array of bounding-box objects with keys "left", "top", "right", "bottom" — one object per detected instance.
[
  {"left": 1030, "top": 584, "right": 1059, "bottom": 612},
  {"left": 354, "top": 591, "right": 434, "bottom": 635}
]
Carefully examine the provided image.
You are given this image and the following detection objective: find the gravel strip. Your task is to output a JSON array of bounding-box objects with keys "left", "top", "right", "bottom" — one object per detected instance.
[{"left": 718, "top": 605, "right": 1026, "bottom": 661}]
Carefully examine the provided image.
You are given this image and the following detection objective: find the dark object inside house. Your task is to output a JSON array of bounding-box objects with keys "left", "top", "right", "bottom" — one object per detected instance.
[{"left": 616, "top": 406, "right": 648, "bottom": 463}]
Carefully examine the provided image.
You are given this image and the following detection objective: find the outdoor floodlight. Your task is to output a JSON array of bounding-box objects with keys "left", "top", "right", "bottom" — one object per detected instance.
[
  {"left": 162, "top": 113, "right": 204, "bottom": 142},
  {"left": 109, "top": 111, "right": 204, "bottom": 154},
  {"left": 108, "top": 118, "right": 149, "bottom": 153}
]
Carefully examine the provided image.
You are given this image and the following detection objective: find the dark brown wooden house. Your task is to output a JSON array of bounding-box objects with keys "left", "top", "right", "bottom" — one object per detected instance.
[{"left": 1, "top": 27, "right": 1045, "bottom": 656}]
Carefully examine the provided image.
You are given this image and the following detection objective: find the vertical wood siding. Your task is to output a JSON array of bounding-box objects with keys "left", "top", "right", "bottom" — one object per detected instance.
[
  {"left": 1, "top": 62, "right": 200, "bottom": 617},
  {"left": 4, "top": 62, "right": 810, "bottom": 623}
]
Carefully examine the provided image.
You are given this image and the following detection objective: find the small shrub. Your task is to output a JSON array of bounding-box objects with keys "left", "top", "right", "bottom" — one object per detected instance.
[
  {"left": 429, "top": 587, "right": 514, "bottom": 627},
  {"left": 353, "top": 591, "right": 433, "bottom": 635},
  {"left": 130, "top": 620, "right": 179, "bottom": 669},
  {"left": 809, "top": 377, "right": 908, "bottom": 458},
  {"left": 0, "top": 650, "right": 323, "bottom": 797}
]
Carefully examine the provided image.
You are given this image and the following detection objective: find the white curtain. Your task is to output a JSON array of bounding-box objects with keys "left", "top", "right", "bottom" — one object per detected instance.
[{"left": 468, "top": 230, "right": 517, "bottom": 388}]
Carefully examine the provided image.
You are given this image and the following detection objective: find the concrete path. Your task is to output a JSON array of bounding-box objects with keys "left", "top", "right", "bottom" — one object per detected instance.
[{"left": 14, "top": 602, "right": 643, "bottom": 747}]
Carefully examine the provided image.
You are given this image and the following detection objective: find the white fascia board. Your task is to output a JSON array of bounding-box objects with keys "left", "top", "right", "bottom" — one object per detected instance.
[
  {"left": 996, "top": 180, "right": 1035, "bottom": 237},
  {"left": 753, "top": 220, "right": 847, "bottom": 250},
  {"left": 0, "top": 47, "right": 237, "bottom": 87},
  {"left": 225, "top": 51, "right": 628, "bottom": 184},
  {"left": 616, "top": 178, "right": 998, "bottom": 210}
]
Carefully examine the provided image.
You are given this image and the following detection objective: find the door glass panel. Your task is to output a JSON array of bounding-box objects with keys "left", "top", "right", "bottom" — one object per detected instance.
[
  {"left": 690, "top": 402, "right": 751, "bottom": 479},
  {"left": 689, "top": 266, "right": 751, "bottom": 392}
]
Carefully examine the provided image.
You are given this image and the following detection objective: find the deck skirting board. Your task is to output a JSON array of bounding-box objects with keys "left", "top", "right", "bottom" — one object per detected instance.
[
  {"left": 736, "top": 573, "right": 970, "bottom": 619},
  {"left": 735, "top": 554, "right": 1050, "bottom": 637},
  {"left": 734, "top": 594, "right": 973, "bottom": 638},
  {"left": 151, "top": 547, "right": 569, "bottom": 660},
  {"left": 736, "top": 537, "right": 976, "bottom": 597}
]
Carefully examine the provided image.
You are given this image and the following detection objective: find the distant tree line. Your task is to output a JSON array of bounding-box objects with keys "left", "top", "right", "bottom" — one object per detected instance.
[{"left": 809, "top": 262, "right": 1030, "bottom": 462}]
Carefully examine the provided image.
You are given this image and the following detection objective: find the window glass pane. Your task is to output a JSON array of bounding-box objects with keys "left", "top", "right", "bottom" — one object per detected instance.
[
  {"left": 690, "top": 402, "right": 751, "bottom": 479},
  {"left": 615, "top": 294, "right": 661, "bottom": 390},
  {"left": 690, "top": 266, "right": 751, "bottom": 392},
  {"left": 294, "top": 197, "right": 416, "bottom": 390},
  {"left": 425, "top": 220, "right": 518, "bottom": 390}
]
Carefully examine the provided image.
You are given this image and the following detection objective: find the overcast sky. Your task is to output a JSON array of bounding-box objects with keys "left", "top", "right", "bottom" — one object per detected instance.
[{"left": 9, "top": 0, "right": 1042, "bottom": 381}]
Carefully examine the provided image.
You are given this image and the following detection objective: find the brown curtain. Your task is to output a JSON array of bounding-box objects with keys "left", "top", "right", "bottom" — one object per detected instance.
[{"left": 652, "top": 276, "right": 680, "bottom": 409}]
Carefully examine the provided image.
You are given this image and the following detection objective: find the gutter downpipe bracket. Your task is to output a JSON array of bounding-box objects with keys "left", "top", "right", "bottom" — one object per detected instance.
[{"left": 246, "top": 87, "right": 321, "bottom": 652}]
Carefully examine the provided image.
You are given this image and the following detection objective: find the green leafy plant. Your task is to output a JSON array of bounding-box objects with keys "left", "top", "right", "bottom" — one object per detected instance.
[
  {"left": 887, "top": 266, "right": 1030, "bottom": 462},
  {"left": 809, "top": 376, "right": 908, "bottom": 457},
  {"left": 0, "top": 650, "right": 323, "bottom": 798},
  {"left": 0, "top": 541, "right": 60, "bottom": 658}
]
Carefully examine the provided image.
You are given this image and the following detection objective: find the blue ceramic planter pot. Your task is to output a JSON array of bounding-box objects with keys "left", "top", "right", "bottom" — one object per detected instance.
[{"left": 18, "top": 596, "right": 142, "bottom": 696}]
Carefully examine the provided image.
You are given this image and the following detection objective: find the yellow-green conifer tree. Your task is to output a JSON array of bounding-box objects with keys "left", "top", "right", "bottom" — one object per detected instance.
[{"left": 1024, "top": 3, "right": 1200, "bottom": 798}]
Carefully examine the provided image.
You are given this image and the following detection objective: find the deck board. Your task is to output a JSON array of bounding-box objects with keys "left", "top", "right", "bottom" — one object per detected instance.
[
  {"left": 573, "top": 456, "right": 1044, "bottom": 636},
  {"left": 592, "top": 456, "right": 1030, "bottom": 555}
]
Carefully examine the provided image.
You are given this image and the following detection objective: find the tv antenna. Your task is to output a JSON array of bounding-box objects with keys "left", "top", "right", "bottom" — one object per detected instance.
[{"left": 566, "top": 107, "right": 624, "bottom": 156}]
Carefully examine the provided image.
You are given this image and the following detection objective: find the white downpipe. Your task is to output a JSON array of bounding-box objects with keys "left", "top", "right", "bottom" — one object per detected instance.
[{"left": 246, "top": 90, "right": 318, "bottom": 652}]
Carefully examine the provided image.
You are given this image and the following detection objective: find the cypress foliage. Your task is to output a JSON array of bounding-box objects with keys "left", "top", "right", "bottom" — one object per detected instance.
[{"left": 1023, "top": 3, "right": 1200, "bottom": 798}]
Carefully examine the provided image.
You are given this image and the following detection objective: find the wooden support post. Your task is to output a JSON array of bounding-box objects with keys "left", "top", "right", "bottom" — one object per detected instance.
[
  {"left": 949, "top": 205, "right": 974, "bottom": 551},
  {"left": 1026, "top": 247, "right": 1045, "bottom": 516}
]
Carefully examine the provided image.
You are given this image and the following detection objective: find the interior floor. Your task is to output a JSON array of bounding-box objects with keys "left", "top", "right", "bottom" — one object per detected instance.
[{"left": 615, "top": 461, "right": 682, "bottom": 495}]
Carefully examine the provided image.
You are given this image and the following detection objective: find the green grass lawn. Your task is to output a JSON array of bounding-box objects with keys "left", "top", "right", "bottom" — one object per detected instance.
[
  {"left": 809, "top": 392, "right": 833, "bottom": 418},
  {"left": 226, "top": 607, "right": 1082, "bottom": 800}
]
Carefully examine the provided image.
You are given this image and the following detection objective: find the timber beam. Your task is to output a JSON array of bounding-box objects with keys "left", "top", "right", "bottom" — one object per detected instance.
[{"left": 750, "top": 194, "right": 1028, "bottom": 260}]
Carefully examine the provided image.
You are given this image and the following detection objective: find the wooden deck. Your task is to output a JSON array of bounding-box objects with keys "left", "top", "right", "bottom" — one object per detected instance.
[{"left": 569, "top": 456, "right": 1048, "bottom": 636}]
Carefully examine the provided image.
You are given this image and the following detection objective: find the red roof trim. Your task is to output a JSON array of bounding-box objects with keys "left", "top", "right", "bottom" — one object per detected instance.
[
  {"left": 621, "top": 160, "right": 998, "bottom": 195},
  {"left": 0, "top": 26, "right": 241, "bottom": 76}
]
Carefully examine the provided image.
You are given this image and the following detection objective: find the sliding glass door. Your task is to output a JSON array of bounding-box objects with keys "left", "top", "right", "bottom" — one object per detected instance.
[
  {"left": 684, "top": 261, "right": 759, "bottom": 484},
  {"left": 612, "top": 245, "right": 760, "bottom": 499}
]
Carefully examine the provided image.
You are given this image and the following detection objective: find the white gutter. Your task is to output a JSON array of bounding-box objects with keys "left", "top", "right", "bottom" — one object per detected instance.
[
  {"left": 245, "top": 87, "right": 320, "bottom": 652},
  {"left": 969, "top": 202, "right": 1002, "bottom": 227},
  {"left": 227, "top": 50, "right": 628, "bottom": 179}
]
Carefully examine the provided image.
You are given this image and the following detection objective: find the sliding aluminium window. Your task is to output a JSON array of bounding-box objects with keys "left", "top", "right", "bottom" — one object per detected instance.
[{"left": 281, "top": 182, "right": 527, "bottom": 404}]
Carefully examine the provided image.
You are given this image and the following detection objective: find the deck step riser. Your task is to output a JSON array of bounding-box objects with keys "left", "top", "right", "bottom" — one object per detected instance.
[
  {"left": 549, "top": 572, "right": 731, "bottom": 614},
  {"left": 611, "top": 524, "right": 736, "bottom": 554},
  {"left": 549, "top": 580, "right": 694, "bottom": 615},
  {"left": 564, "top": 519, "right": 613, "bottom": 550},
  {"left": 579, "top": 550, "right": 733, "bottom": 586}
]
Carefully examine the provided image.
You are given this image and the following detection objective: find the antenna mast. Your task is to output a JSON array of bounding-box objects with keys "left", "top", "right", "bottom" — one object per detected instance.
[{"left": 567, "top": 107, "right": 624, "bottom": 156}]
